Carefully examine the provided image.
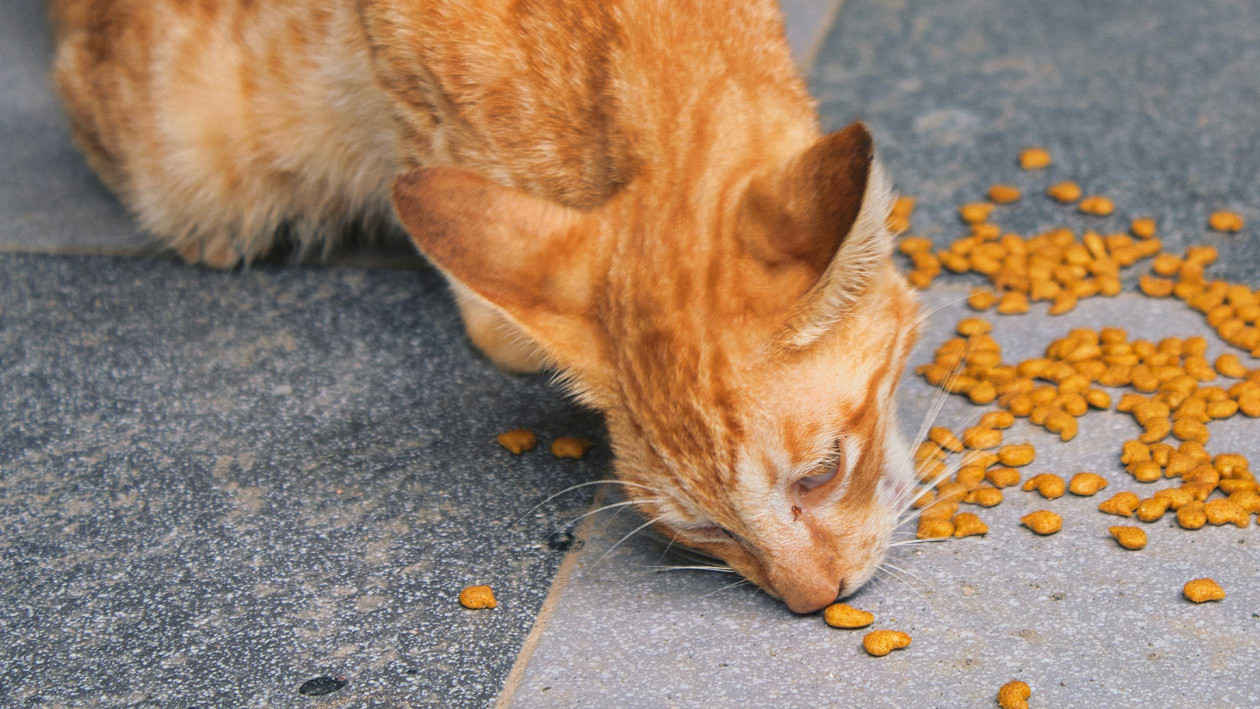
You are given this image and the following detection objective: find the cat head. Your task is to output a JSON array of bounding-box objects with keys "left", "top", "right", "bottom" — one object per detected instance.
[{"left": 393, "top": 122, "right": 920, "bottom": 613}]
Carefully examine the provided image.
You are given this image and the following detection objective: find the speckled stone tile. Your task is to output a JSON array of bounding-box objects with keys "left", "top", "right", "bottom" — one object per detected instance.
[
  {"left": 510, "top": 289, "right": 1260, "bottom": 708},
  {"left": 0, "top": 253, "right": 607, "bottom": 707},
  {"left": 810, "top": 0, "right": 1259, "bottom": 282}
]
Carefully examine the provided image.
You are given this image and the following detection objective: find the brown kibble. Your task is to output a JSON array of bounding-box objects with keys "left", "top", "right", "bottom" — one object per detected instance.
[
  {"left": 917, "top": 516, "right": 954, "bottom": 539},
  {"left": 496, "top": 429, "right": 537, "bottom": 455},
  {"left": 964, "top": 486, "right": 1004, "bottom": 507},
  {"left": 1130, "top": 218, "right": 1157, "bottom": 239},
  {"left": 823, "top": 603, "right": 875, "bottom": 629},
  {"left": 551, "top": 437, "right": 593, "bottom": 459},
  {"left": 1068, "top": 472, "right": 1109, "bottom": 496},
  {"left": 1139, "top": 275, "right": 1174, "bottom": 298},
  {"left": 1120, "top": 440, "right": 1152, "bottom": 464},
  {"left": 1215, "top": 354, "right": 1247, "bottom": 378},
  {"left": 968, "top": 381, "right": 998, "bottom": 406},
  {"left": 459, "top": 585, "right": 497, "bottom": 609},
  {"left": 1021, "top": 510, "right": 1062, "bottom": 535},
  {"left": 1171, "top": 419, "right": 1209, "bottom": 444},
  {"left": 891, "top": 195, "right": 916, "bottom": 218},
  {"left": 1098, "top": 492, "right": 1140, "bottom": 517},
  {"left": 1047, "top": 181, "right": 1081, "bottom": 203},
  {"left": 997, "top": 292, "right": 1031, "bottom": 315},
  {"left": 952, "top": 512, "right": 989, "bottom": 537},
  {"left": 911, "top": 489, "right": 936, "bottom": 510},
  {"left": 1079, "top": 196, "right": 1115, "bottom": 216},
  {"left": 959, "top": 202, "right": 995, "bottom": 224},
  {"left": 956, "top": 317, "right": 993, "bottom": 336},
  {"left": 988, "top": 184, "right": 1022, "bottom": 204},
  {"left": 998, "top": 443, "right": 1036, "bottom": 467},
  {"left": 997, "top": 680, "right": 1031, "bottom": 709},
  {"left": 1204, "top": 498, "right": 1249, "bottom": 527},
  {"left": 968, "top": 289, "right": 999, "bottom": 311},
  {"left": 1135, "top": 497, "right": 1170, "bottom": 522},
  {"left": 1020, "top": 147, "right": 1052, "bottom": 170},
  {"left": 1108, "top": 525, "right": 1147, "bottom": 550},
  {"left": 980, "top": 411, "right": 1016, "bottom": 429},
  {"left": 986, "top": 467, "right": 1022, "bottom": 488},
  {"left": 1153, "top": 487, "right": 1194, "bottom": 510},
  {"left": 1183, "top": 577, "right": 1225, "bottom": 603},
  {"left": 963, "top": 426, "right": 1003, "bottom": 450},
  {"left": 1177, "top": 501, "right": 1207, "bottom": 529},
  {"left": 929, "top": 426, "right": 965, "bottom": 452},
  {"left": 863, "top": 630, "right": 912, "bottom": 657},
  {"left": 1127, "top": 461, "right": 1163, "bottom": 483},
  {"left": 1208, "top": 211, "right": 1245, "bottom": 233},
  {"left": 1023, "top": 473, "right": 1067, "bottom": 499}
]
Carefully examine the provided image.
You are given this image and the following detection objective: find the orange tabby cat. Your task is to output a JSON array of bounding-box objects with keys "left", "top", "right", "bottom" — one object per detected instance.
[{"left": 51, "top": 0, "right": 921, "bottom": 613}]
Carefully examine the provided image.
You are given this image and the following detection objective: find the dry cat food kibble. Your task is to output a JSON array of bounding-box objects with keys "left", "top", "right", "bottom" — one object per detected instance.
[
  {"left": 1022, "top": 473, "right": 1066, "bottom": 499},
  {"left": 1020, "top": 147, "right": 1052, "bottom": 170},
  {"left": 459, "top": 585, "right": 497, "bottom": 609},
  {"left": 1068, "top": 472, "right": 1109, "bottom": 496},
  {"left": 1078, "top": 195, "right": 1115, "bottom": 216},
  {"left": 496, "top": 428, "right": 537, "bottom": 455},
  {"left": 823, "top": 603, "right": 874, "bottom": 629},
  {"left": 1021, "top": 510, "right": 1062, "bottom": 535},
  {"left": 1099, "top": 491, "right": 1141, "bottom": 516},
  {"left": 988, "top": 184, "right": 1022, "bottom": 204},
  {"left": 1131, "top": 217, "right": 1157, "bottom": 239},
  {"left": 550, "top": 437, "right": 593, "bottom": 459},
  {"left": 964, "top": 486, "right": 1004, "bottom": 507},
  {"left": 1208, "top": 210, "right": 1245, "bottom": 233},
  {"left": 862, "top": 630, "right": 912, "bottom": 657},
  {"left": 998, "top": 443, "right": 1036, "bottom": 467},
  {"left": 1183, "top": 578, "right": 1225, "bottom": 603},
  {"left": 986, "top": 467, "right": 1021, "bottom": 488},
  {"left": 996, "top": 680, "right": 1032, "bottom": 709},
  {"left": 952, "top": 512, "right": 989, "bottom": 537},
  {"left": 1047, "top": 180, "right": 1082, "bottom": 203},
  {"left": 1108, "top": 525, "right": 1147, "bottom": 550}
]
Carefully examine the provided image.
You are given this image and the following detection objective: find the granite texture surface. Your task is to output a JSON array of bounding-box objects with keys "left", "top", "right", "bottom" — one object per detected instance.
[{"left": 0, "top": 254, "right": 607, "bottom": 707}]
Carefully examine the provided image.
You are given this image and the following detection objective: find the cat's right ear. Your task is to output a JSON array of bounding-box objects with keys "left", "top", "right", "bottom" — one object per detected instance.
[{"left": 391, "top": 168, "right": 609, "bottom": 375}]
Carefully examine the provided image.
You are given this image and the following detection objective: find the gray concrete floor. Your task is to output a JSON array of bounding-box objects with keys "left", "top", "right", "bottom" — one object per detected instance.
[{"left": 3, "top": 0, "right": 1259, "bottom": 707}]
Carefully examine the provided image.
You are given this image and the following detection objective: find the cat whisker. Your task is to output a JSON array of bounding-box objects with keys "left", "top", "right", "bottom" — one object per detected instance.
[
  {"left": 512, "top": 479, "right": 668, "bottom": 527},
  {"left": 639, "top": 564, "right": 735, "bottom": 573},
  {"left": 877, "top": 564, "right": 925, "bottom": 603},
  {"left": 551, "top": 498, "right": 657, "bottom": 536},
  {"left": 881, "top": 561, "right": 935, "bottom": 593},
  {"left": 695, "top": 579, "right": 751, "bottom": 600},
  {"left": 592, "top": 515, "right": 668, "bottom": 566}
]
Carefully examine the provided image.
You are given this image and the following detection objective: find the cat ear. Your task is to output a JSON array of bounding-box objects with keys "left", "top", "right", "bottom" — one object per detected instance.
[
  {"left": 738, "top": 122, "right": 894, "bottom": 348},
  {"left": 391, "top": 168, "right": 606, "bottom": 370}
]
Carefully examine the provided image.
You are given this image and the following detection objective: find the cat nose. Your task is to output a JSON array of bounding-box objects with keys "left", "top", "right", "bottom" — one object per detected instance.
[{"left": 784, "top": 580, "right": 844, "bottom": 614}]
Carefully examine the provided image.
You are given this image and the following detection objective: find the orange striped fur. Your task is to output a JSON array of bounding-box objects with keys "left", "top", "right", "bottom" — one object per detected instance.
[{"left": 52, "top": 0, "right": 920, "bottom": 612}]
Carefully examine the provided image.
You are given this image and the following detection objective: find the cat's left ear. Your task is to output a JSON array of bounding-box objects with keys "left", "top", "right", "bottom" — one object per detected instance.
[
  {"left": 738, "top": 122, "right": 896, "bottom": 348},
  {"left": 391, "top": 168, "right": 607, "bottom": 373}
]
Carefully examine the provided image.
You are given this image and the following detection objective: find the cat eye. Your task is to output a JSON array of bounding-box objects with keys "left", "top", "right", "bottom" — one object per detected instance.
[
  {"left": 686, "top": 524, "right": 736, "bottom": 544},
  {"left": 796, "top": 466, "right": 839, "bottom": 491}
]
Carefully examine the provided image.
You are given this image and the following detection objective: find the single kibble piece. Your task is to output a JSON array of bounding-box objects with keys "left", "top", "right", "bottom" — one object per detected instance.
[
  {"left": 917, "top": 516, "right": 954, "bottom": 539},
  {"left": 997, "top": 292, "right": 1031, "bottom": 314},
  {"left": 964, "top": 427, "right": 1004, "bottom": 450},
  {"left": 998, "top": 443, "right": 1036, "bottom": 467},
  {"left": 1215, "top": 354, "right": 1247, "bottom": 378},
  {"left": 1177, "top": 501, "right": 1207, "bottom": 529},
  {"left": 988, "top": 184, "right": 1022, "bottom": 204},
  {"left": 1079, "top": 196, "right": 1115, "bottom": 216},
  {"left": 823, "top": 603, "right": 875, "bottom": 629},
  {"left": 986, "top": 467, "right": 1022, "bottom": 488},
  {"left": 1109, "top": 526, "right": 1147, "bottom": 550},
  {"left": 1099, "top": 492, "right": 1140, "bottom": 516},
  {"left": 1020, "top": 147, "right": 1052, "bottom": 170},
  {"left": 550, "top": 437, "right": 593, "bottom": 459},
  {"left": 953, "top": 512, "right": 989, "bottom": 537},
  {"left": 1023, "top": 473, "right": 1066, "bottom": 499},
  {"left": 1068, "top": 472, "right": 1109, "bottom": 496},
  {"left": 863, "top": 630, "right": 912, "bottom": 657},
  {"left": 1021, "top": 510, "right": 1062, "bottom": 535},
  {"left": 1204, "top": 498, "right": 1249, "bottom": 527},
  {"left": 1139, "top": 275, "right": 1174, "bottom": 298},
  {"left": 980, "top": 411, "right": 1015, "bottom": 430},
  {"left": 997, "top": 680, "right": 1032, "bottom": 709},
  {"left": 1135, "top": 497, "right": 1170, "bottom": 522},
  {"left": 929, "top": 426, "right": 965, "bottom": 452},
  {"left": 459, "top": 585, "right": 497, "bottom": 609},
  {"left": 1131, "top": 218, "right": 1157, "bottom": 239},
  {"left": 960, "top": 202, "right": 995, "bottom": 224},
  {"left": 969, "top": 289, "right": 999, "bottom": 311},
  {"left": 1047, "top": 180, "right": 1082, "bottom": 203},
  {"left": 1208, "top": 211, "right": 1245, "bottom": 233},
  {"left": 496, "top": 429, "right": 537, "bottom": 455},
  {"left": 965, "top": 486, "right": 1004, "bottom": 507},
  {"left": 1183, "top": 578, "right": 1225, "bottom": 603},
  {"left": 956, "top": 317, "right": 993, "bottom": 336}
]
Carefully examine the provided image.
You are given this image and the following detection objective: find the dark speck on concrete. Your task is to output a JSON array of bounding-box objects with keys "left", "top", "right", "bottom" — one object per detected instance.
[{"left": 298, "top": 676, "right": 347, "bottom": 697}]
